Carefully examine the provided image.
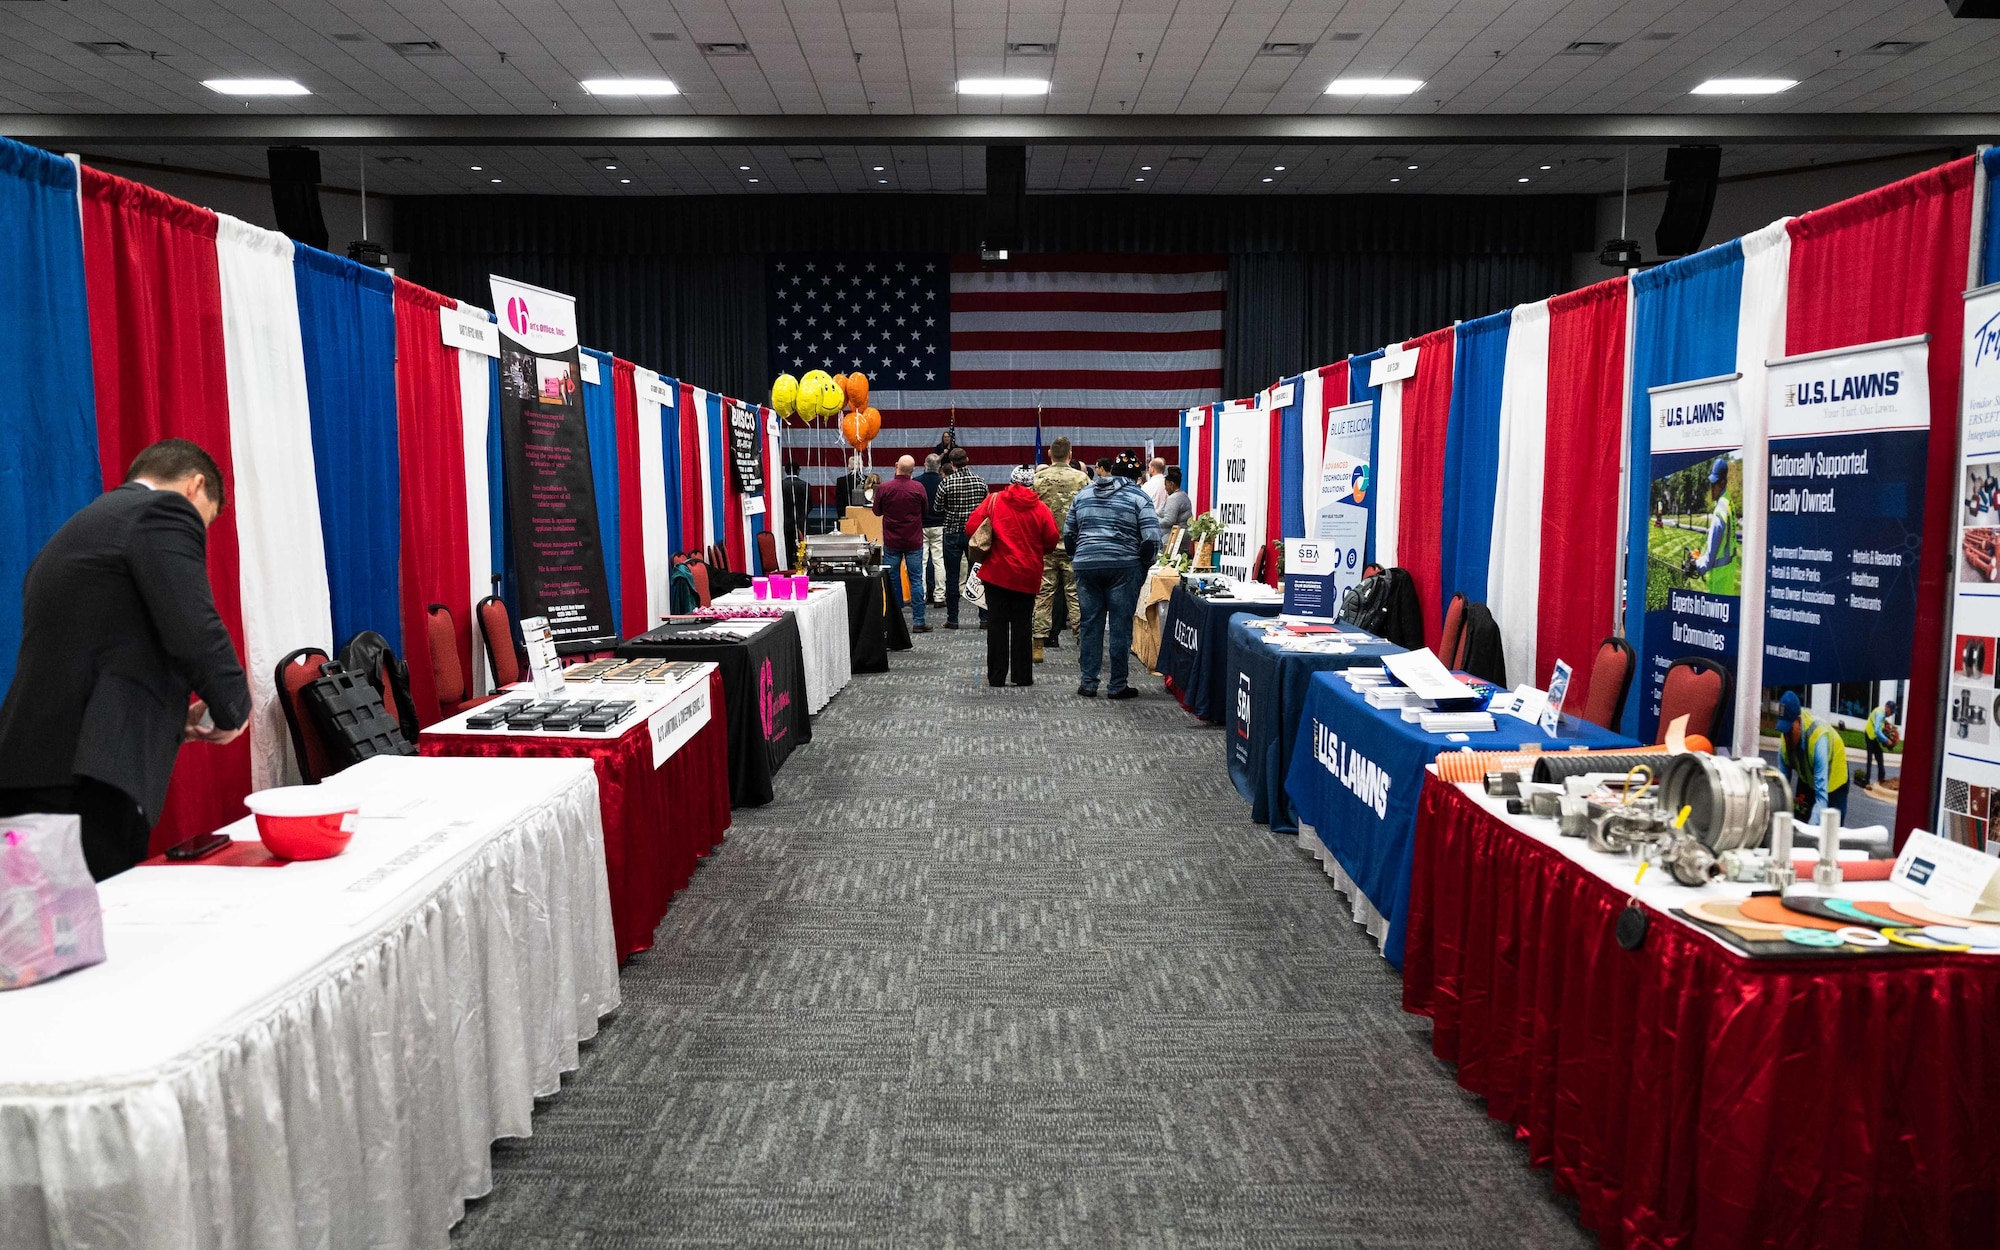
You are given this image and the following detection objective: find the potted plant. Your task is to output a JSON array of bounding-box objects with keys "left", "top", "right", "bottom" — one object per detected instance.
[{"left": 1186, "top": 511, "right": 1223, "bottom": 570}]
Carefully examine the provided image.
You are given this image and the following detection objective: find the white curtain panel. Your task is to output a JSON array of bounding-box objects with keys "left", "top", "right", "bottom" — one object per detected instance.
[
  {"left": 1374, "top": 374, "right": 1405, "bottom": 567},
  {"left": 1731, "top": 218, "right": 1794, "bottom": 756},
  {"left": 763, "top": 408, "right": 786, "bottom": 570},
  {"left": 1299, "top": 370, "right": 1326, "bottom": 528},
  {"left": 633, "top": 371, "right": 672, "bottom": 627},
  {"left": 691, "top": 387, "right": 718, "bottom": 548},
  {"left": 1487, "top": 300, "right": 1552, "bottom": 687},
  {"left": 214, "top": 215, "right": 334, "bottom": 791},
  {"left": 454, "top": 305, "right": 494, "bottom": 696}
]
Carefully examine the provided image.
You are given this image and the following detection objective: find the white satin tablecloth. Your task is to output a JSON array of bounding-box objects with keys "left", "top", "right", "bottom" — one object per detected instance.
[
  {"left": 713, "top": 585, "right": 852, "bottom": 714},
  {"left": 0, "top": 754, "right": 620, "bottom": 1250}
]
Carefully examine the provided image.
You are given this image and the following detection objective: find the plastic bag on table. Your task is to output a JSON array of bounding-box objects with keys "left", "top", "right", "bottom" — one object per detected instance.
[{"left": 0, "top": 813, "right": 106, "bottom": 990}]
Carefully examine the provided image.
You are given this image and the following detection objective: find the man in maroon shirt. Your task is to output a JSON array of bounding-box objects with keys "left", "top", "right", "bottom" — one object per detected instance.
[{"left": 873, "top": 455, "right": 933, "bottom": 632}]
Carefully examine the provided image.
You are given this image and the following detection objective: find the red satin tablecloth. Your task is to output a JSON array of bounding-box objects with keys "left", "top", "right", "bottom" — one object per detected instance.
[
  {"left": 1402, "top": 775, "right": 2000, "bottom": 1250},
  {"left": 420, "top": 670, "right": 730, "bottom": 959}
]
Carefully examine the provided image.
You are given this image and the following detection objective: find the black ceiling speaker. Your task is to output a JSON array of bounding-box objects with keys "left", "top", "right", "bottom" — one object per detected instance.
[
  {"left": 1947, "top": 0, "right": 2000, "bottom": 17},
  {"left": 1654, "top": 145, "right": 1722, "bottom": 258},
  {"left": 266, "top": 146, "right": 329, "bottom": 250},
  {"left": 982, "top": 145, "right": 1026, "bottom": 261}
]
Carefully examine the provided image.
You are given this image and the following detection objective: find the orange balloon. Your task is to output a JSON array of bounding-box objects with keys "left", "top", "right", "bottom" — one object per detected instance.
[
  {"left": 861, "top": 406, "right": 881, "bottom": 442},
  {"left": 847, "top": 372, "right": 870, "bottom": 411},
  {"left": 1683, "top": 734, "right": 1714, "bottom": 754},
  {"left": 840, "top": 410, "right": 866, "bottom": 449},
  {"left": 832, "top": 372, "right": 848, "bottom": 405}
]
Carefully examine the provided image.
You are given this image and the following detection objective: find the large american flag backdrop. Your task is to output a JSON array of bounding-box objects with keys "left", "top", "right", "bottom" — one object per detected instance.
[{"left": 771, "top": 253, "right": 1225, "bottom": 484}]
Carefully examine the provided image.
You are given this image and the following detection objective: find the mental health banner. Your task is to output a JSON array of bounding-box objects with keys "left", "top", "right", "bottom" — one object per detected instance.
[
  {"left": 1761, "top": 335, "right": 1930, "bottom": 686},
  {"left": 1639, "top": 372, "right": 1744, "bottom": 742},
  {"left": 1213, "top": 402, "right": 1270, "bottom": 583},
  {"left": 1938, "top": 285, "right": 2000, "bottom": 850},
  {"left": 1313, "top": 399, "right": 1374, "bottom": 605},
  {"left": 490, "top": 274, "right": 616, "bottom": 651}
]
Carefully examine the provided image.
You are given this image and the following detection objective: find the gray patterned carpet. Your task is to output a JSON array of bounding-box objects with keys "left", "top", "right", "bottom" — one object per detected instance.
[{"left": 452, "top": 624, "right": 1594, "bottom": 1249}]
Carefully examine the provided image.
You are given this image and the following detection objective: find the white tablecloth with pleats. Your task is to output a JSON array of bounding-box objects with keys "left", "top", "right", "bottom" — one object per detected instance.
[
  {"left": 0, "top": 754, "right": 620, "bottom": 1250},
  {"left": 712, "top": 585, "right": 852, "bottom": 714}
]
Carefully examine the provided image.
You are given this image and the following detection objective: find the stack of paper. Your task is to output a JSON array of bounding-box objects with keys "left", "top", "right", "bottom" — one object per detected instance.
[
  {"left": 1366, "top": 686, "right": 1424, "bottom": 709},
  {"left": 1343, "top": 667, "right": 1389, "bottom": 687},
  {"left": 1421, "top": 711, "right": 1497, "bottom": 734}
]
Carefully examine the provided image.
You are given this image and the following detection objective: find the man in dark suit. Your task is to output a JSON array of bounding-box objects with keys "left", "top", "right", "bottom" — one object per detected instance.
[
  {"left": 781, "top": 459, "right": 809, "bottom": 557},
  {"left": 0, "top": 439, "right": 252, "bottom": 879}
]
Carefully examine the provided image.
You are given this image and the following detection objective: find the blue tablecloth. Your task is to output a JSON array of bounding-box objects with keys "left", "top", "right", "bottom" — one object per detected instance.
[
  {"left": 1224, "top": 618, "right": 1405, "bottom": 834},
  {"left": 1284, "top": 674, "right": 1634, "bottom": 968},
  {"left": 1157, "top": 586, "right": 1283, "bottom": 723}
]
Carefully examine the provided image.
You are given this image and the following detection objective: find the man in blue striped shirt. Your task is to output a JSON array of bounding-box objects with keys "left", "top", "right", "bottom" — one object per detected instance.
[{"left": 1061, "top": 451, "right": 1162, "bottom": 699}]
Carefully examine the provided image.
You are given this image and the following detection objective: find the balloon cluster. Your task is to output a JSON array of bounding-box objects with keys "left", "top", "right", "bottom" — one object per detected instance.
[{"left": 771, "top": 370, "right": 880, "bottom": 450}]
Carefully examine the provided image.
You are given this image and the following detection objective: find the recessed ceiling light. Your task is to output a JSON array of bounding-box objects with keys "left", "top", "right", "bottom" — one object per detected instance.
[
  {"left": 878, "top": 178, "right": 888, "bottom": 184},
  {"left": 1326, "top": 78, "right": 1422, "bottom": 95},
  {"left": 604, "top": 164, "right": 618, "bottom": 170},
  {"left": 1140, "top": 165, "right": 1152, "bottom": 171},
  {"left": 1262, "top": 177, "right": 1273, "bottom": 183},
  {"left": 1135, "top": 177, "right": 1145, "bottom": 182},
  {"left": 1407, "top": 165, "right": 1419, "bottom": 171},
  {"left": 491, "top": 178, "right": 503, "bottom": 184},
  {"left": 748, "top": 178, "right": 759, "bottom": 183},
  {"left": 1517, "top": 177, "right": 1529, "bottom": 183},
  {"left": 957, "top": 77, "right": 1049, "bottom": 95},
  {"left": 620, "top": 178, "right": 631, "bottom": 184},
  {"left": 580, "top": 78, "right": 678, "bottom": 96},
  {"left": 470, "top": 165, "right": 483, "bottom": 171},
  {"left": 1273, "top": 165, "right": 1286, "bottom": 171},
  {"left": 1690, "top": 77, "right": 1794, "bottom": 95},
  {"left": 873, "top": 165, "right": 885, "bottom": 171},
  {"left": 1390, "top": 177, "right": 1401, "bottom": 182},
  {"left": 1540, "top": 164, "right": 1552, "bottom": 170},
  {"left": 203, "top": 78, "right": 310, "bottom": 95}
]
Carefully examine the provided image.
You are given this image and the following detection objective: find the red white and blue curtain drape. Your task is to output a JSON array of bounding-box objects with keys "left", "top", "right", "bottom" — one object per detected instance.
[{"left": 0, "top": 137, "right": 791, "bottom": 850}]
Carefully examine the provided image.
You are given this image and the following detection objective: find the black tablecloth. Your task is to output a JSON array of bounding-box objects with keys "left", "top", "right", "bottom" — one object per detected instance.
[
  {"left": 1156, "top": 586, "right": 1283, "bottom": 723},
  {"left": 826, "top": 572, "right": 911, "bottom": 673},
  {"left": 617, "top": 614, "right": 811, "bottom": 807}
]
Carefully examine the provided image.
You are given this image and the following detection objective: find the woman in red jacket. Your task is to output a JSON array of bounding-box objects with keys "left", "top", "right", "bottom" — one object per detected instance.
[{"left": 967, "top": 465, "right": 1060, "bottom": 687}]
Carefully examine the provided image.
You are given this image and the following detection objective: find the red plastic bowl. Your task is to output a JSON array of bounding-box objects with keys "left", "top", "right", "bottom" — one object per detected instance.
[{"left": 243, "top": 787, "right": 359, "bottom": 860}]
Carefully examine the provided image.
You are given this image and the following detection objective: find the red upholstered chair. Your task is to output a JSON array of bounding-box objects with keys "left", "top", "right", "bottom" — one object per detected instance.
[
  {"left": 427, "top": 603, "right": 472, "bottom": 715},
  {"left": 756, "top": 528, "right": 785, "bottom": 575},
  {"left": 707, "top": 543, "right": 730, "bottom": 574},
  {"left": 476, "top": 595, "right": 526, "bottom": 689},
  {"left": 1438, "top": 593, "right": 1468, "bottom": 669},
  {"left": 275, "top": 647, "right": 338, "bottom": 783},
  {"left": 1579, "top": 635, "right": 1636, "bottom": 730},
  {"left": 687, "top": 560, "right": 712, "bottom": 608},
  {"left": 1656, "top": 656, "right": 1732, "bottom": 744}
]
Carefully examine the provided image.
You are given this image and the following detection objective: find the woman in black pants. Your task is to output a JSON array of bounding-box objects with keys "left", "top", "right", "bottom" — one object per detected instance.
[{"left": 965, "top": 466, "right": 1059, "bottom": 687}]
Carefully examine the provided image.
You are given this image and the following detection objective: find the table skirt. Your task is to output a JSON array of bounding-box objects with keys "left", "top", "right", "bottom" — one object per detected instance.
[
  {"left": 1402, "top": 776, "right": 2000, "bottom": 1250},
  {"left": 0, "top": 768, "right": 619, "bottom": 1250},
  {"left": 421, "top": 670, "right": 731, "bottom": 959}
]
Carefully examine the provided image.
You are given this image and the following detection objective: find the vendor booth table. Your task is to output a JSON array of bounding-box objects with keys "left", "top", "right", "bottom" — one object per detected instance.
[
  {"left": 1224, "top": 616, "right": 1404, "bottom": 833},
  {"left": 420, "top": 665, "right": 729, "bottom": 959},
  {"left": 1156, "top": 585, "right": 1283, "bottom": 722},
  {"left": 1284, "top": 674, "right": 1632, "bottom": 966},
  {"left": 821, "top": 572, "right": 911, "bottom": 674},
  {"left": 618, "top": 616, "right": 811, "bottom": 807},
  {"left": 0, "top": 755, "right": 619, "bottom": 1250},
  {"left": 1402, "top": 777, "right": 2000, "bottom": 1250},
  {"left": 712, "top": 585, "right": 852, "bottom": 714}
]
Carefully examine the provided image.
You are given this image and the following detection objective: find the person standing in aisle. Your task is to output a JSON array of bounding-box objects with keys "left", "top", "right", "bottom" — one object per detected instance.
[
  {"left": 1062, "top": 451, "right": 1162, "bottom": 700},
  {"left": 966, "top": 466, "right": 1060, "bottom": 687},
  {"left": 936, "top": 448, "right": 988, "bottom": 629},
  {"left": 782, "top": 459, "right": 809, "bottom": 560},
  {"left": 873, "top": 456, "right": 932, "bottom": 633},
  {"left": 1156, "top": 466, "right": 1193, "bottom": 545},
  {"left": 917, "top": 453, "right": 946, "bottom": 608},
  {"left": 1141, "top": 457, "right": 1169, "bottom": 513},
  {"left": 833, "top": 454, "right": 870, "bottom": 510},
  {"left": 1032, "top": 437, "right": 1089, "bottom": 664},
  {"left": 1776, "top": 691, "right": 1850, "bottom": 822},
  {"left": 0, "top": 439, "right": 251, "bottom": 880},
  {"left": 1862, "top": 698, "right": 1899, "bottom": 787}
]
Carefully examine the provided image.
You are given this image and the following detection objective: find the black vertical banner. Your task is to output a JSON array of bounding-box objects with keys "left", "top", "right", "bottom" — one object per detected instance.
[
  {"left": 490, "top": 275, "right": 616, "bottom": 651},
  {"left": 730, "top": 401, "right": 765, "bottom": 495}
]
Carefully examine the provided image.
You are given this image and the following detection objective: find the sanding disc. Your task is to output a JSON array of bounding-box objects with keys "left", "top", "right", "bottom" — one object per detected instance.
[
  {"left": 1789, "top": 897, "right": 1899, "bottom": 929},
  {"left": 1683, "top": 898, "right": 1792, "bottom": 934},
  {"left": 1850, "top": 899, "right": 1931, "bottom": 926},
  {"left": 1737, "top": 895, "right": 1844, "bottom": 931},
  {"left": 1879, "top": 898, "right": 2000, "bottom": 929}
]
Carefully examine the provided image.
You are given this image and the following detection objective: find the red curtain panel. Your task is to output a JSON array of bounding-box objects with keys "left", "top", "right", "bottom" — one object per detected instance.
[
  {"left": 79, "top": 168, "right": 251, "bottom": 853},
  {"left": 678, "top": 382, "right": 705, "bottom": 553},
  {"left": 1538, "top": 278, "right": 1629, "bottom": 695},
  {"left": 1786, "top": 157, "right": 1974, "bottom": 846},
  {"left": 1263, "top": 397, "right": 1285, "bottom": 587},
  {"left": 612, "top": 358, "right": 650, "bottom": 632},
  {"left": 1396, "top": 327, "right": 1458, "bottom": 651},
  {"left": 392, "top": 279, "right": 472, "bottom": 727}
]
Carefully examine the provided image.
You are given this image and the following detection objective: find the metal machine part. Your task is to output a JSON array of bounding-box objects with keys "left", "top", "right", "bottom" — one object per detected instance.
[
  {"left": 1659, "top": 753, "right": 1787, "bottom": 856},
  {"left": 1716, "top": 847, "right": 1774, "bottom": 883},
  {"left": 1483, "top": 771, "right": 1521, "bottom": 798},
  {"left": 803, "top": 533, "right": 879, "bottom": 578},
  {"left": 1767, "top": 810, "right": 1797, "bottom": 891},
  {"left": 1954, "top": 687, "right": 1988, "bottom": 739},
  {"left": 1814, "top": 809, "right": 1845, "bottom": 891}
]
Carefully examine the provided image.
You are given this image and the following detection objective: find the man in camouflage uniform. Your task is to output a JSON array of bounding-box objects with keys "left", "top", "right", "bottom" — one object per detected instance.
[{"left": 1032, "top": 436, "right": 1090, "bottom": 664}]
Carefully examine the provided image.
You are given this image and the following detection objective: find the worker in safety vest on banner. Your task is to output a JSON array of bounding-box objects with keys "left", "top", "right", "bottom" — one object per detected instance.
[
  {"left": 1776, "top": 691, "right": 1849, "bottom": 823},
  {"left": 1691, "top": 455, "right": 1738, "bottom": 594},
  {"left": 1862, "top": 698, "right": 1899, "bottom": 787}
]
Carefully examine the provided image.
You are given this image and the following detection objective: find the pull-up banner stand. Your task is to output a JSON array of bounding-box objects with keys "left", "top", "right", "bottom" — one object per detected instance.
[
  {"left": 1939, "top": 286, "right": 2000, "bottom": 850},
  {"left": 1760, "top": 336, "right": 1930, "bottom": 687},
  {"left": 490, "top": 274, "right": 617, "bottom": 652},
  {"left": 1314, "top": 399, "right": 1375, "bottom": 607},
  {"left": 1639, "top": 372, "right": 1743, "bottom": 742}
]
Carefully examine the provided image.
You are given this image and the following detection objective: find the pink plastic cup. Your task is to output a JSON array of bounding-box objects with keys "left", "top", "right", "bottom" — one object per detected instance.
[
  {"left": 772, "top": 576, "right": 795, "bottom": 600},
  {"left": 793, "top": 575, "right": 812, "bottom": 597},
  {"left": 752, "top": 576, "right": 770, "bottom": 600}
]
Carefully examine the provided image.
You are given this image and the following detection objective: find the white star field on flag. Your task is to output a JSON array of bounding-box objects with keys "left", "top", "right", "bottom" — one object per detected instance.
[{"left": 768, "top": 253, "right": 951, "bottom": 389}]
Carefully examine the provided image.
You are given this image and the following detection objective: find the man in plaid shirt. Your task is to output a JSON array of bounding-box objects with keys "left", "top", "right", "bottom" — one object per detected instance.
[{"left": 936, "top": 447, "right": 988, "bottom": 628}]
